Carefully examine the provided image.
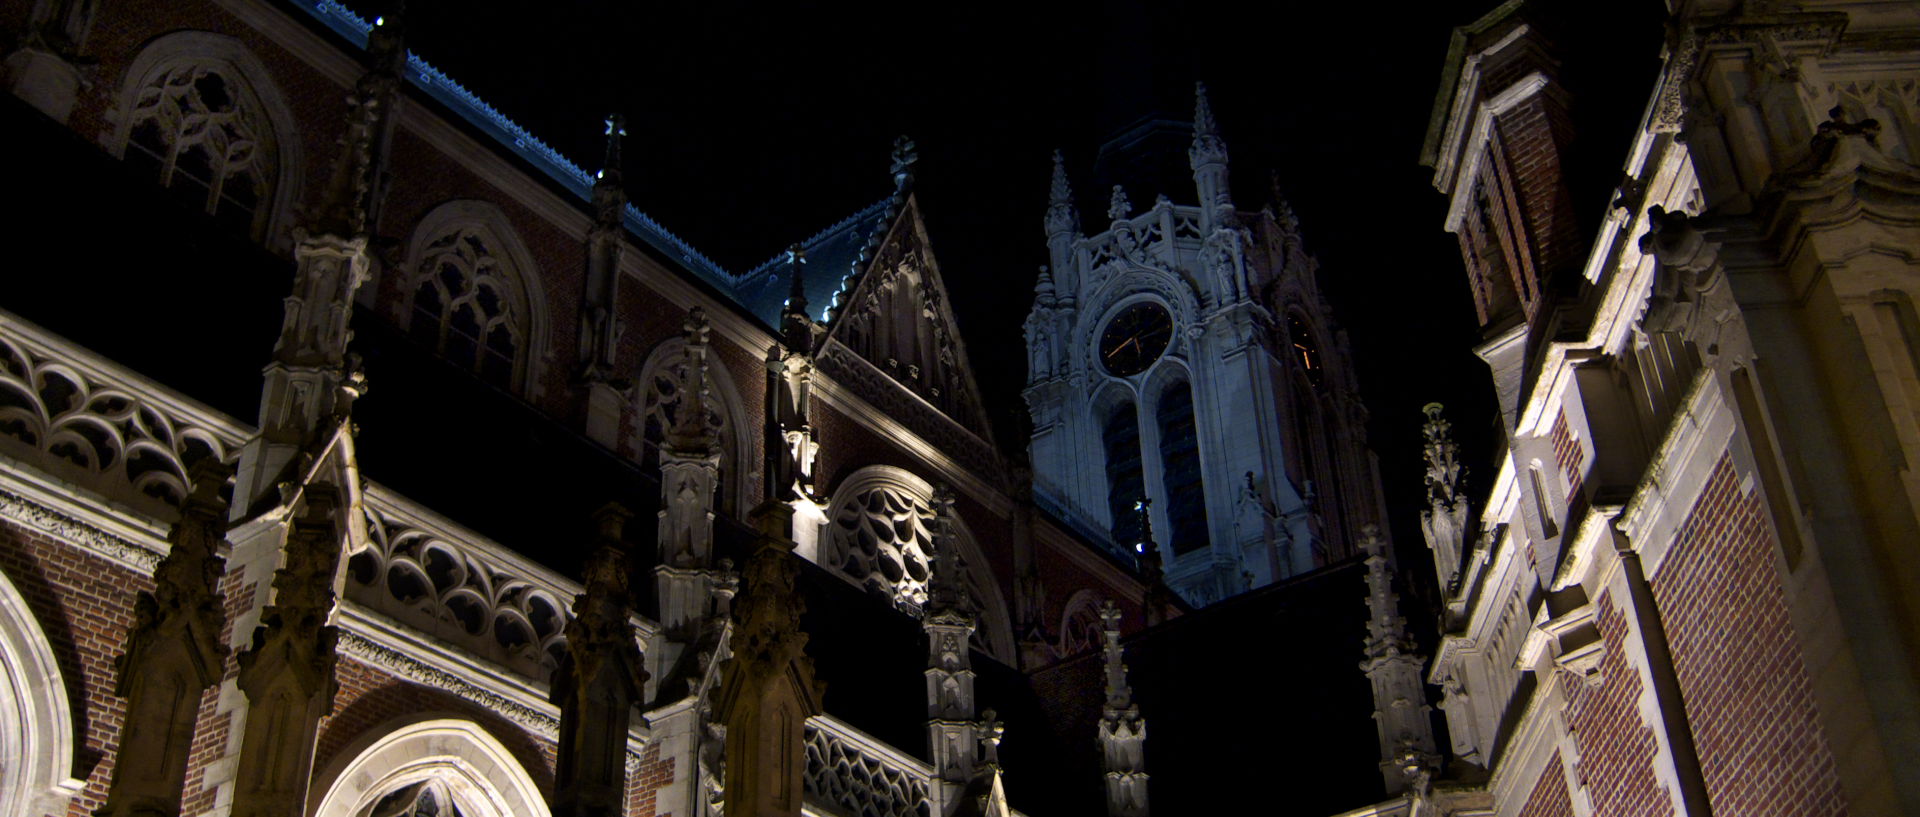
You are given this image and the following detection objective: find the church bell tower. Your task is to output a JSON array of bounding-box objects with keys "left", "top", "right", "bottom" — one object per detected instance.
[{"left": 1023, "top": 84, "right": 1386, "bottom": 606}]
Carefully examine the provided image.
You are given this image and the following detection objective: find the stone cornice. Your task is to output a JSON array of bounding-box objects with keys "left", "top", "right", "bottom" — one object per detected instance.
[{"left": 0, "top": 459, "right": 169, "bottom": 573}]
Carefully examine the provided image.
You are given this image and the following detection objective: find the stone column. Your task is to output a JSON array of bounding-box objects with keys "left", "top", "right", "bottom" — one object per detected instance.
[
  {"left": 229, "top": 486, "right": 346, "bottom": 817},
  {"left": 96, "top": 460, "right": 234, "bottom": 817},
  {"left": 551, "top": 505, "right": 650, "bottom": 817},
  {"left": 1096, "top": 601, "right": 1148, "bottom": 817}
]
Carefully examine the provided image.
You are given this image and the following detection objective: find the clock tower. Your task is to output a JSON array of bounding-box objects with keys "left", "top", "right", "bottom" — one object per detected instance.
[{"left": 1023, "top": 84, "right": 1387, "bottom": 605}]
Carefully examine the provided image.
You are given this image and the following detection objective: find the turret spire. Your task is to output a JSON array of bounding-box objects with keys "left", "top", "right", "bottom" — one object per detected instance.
[
  {"left": 1188, "top": 82, "right": 1233, "bottom": 229},
  {"left": 1108, "top": 185, "right": 1133, "bottom": 223},
  {"left": 1046, "top": 149, "right": 1079, "bottom": 238}
]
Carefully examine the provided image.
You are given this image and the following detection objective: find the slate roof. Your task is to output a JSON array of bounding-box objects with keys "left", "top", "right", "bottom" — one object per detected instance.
[{"left": 733, "top": 198, "right": 897, "bottom": 328}]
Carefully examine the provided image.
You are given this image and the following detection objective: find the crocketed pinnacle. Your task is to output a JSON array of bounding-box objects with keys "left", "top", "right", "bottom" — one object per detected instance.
[
  {"left": 1189, "top": 81, "right": 1228, "bottom": 169},
  {"left": 1046, "top": 149, "right": 1078, "bottom": 237}
]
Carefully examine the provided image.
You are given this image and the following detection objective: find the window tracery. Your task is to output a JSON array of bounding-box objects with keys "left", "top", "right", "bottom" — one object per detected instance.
[
  {"left": 820, "top": 469, "right": 1008, "bottom": 657},
  {"left": 1057, "top": 591, "right": 1104, "bottom": 656},
  {"left": 121, "top": 62, "right": 274, "bottom": 236},
  {"left": 363, "top": 781, "right": 465, "bottom": 817},
  {"left": 407, "top": 228, "right": 524, "bottom": 389}
]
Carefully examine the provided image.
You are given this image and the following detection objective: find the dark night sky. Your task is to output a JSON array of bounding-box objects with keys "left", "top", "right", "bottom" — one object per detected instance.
[{"left": 358, "top": 0, "right": 1666, "bottom": 590}]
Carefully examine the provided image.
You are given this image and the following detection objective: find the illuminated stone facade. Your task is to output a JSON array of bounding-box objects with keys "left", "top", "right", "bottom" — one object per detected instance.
[{"left": 1024, "top": 88, "right": 1387, "bottom": 606}]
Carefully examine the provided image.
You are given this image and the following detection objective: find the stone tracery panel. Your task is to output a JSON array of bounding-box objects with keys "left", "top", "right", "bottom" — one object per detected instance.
[
  {"left": 804, "top": 717, "right": 931, "bottom": 817},
  {"left": 0, "top": 320, "right": 244, "bottom": 511},
  {"left": 347, "top": 488, "right": 573, "bottom": 680},
  {"left": 819, "top": 466, "right": 1012, "bottom": 659}
]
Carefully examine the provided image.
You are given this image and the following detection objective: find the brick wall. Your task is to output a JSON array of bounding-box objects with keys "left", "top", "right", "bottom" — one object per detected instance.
[
  {"left": 1650, "top": 454, "right": 1846, "bottom": 816},
  {"left": 1520, "top": 754, "right": 1574, "bottom": 817},
  {"left": 1561, "top": 590, "right": 1672, "bottom": 817},
  {"left": 1550, "top": 409, "right": 1583, "bottom": 499},
  {"left": 180, "top": 564, "right": 252, "bottom": 816},
  {"left": 0, "top": 519, "right": 151, "bottom": 817},
  {"left": 627, "top": 742, "right": 676, "bottom": 817}
]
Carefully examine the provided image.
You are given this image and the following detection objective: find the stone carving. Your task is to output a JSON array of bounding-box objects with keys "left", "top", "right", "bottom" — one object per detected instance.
[
  {"left": 1419, "top": 403, "right": 1469, "bottom": 595},
  {"left": 337, "top": 630, "right": 560, "bottom": 736},
  {"left": 233, "top": 486, "right": 346, "bottom": 817},
  {"left": 0, "top": 487, "right": 161, "bottom": 571},
  {"left": 1045, "top": 150, "right": 1079, "bottom": 238},
  {"left": 347, "top": 499, "right": 572, "bottom": 680},
  {"left": 551, "top": 504, "right": 649, "bottom": 817},
  {"left": 1097, "top": 600, "right": 1148, "bottom": 817},
  {"left": 814, "top": 342, "right": 998, "bottom": 477},
  {"left": 804, "top": 719, "right": 932, "bottom": 817},
  {"left": 577, "top": 113, "right": 629, "bottom": 385},
  {"left": 97, "top": 459, "right": 233, "bottom": 817},
  {"left": 821, "top": 480, "right": 996, "bottom": 654},
  {"left": 308, "top": 11, "right": 405, "bottom": 238},
  {"left": 0, "top": 333, "right": 237, "bottom": 510},
  {"left": 719, "top": 506, "right": 824, "bottom": 817}
]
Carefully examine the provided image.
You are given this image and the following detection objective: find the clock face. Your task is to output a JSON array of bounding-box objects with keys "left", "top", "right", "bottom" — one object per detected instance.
[{"left": 1099, "top": 301, "right": 1173, "bottom": 377}]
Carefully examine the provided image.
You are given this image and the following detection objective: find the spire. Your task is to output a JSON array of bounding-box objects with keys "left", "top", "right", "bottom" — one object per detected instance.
[
  {"left": 891, "top": 134, "right": 919, "bottom": 196},
  {"left": 781, "top": 244, "right": 816, "bottom": 354},
  {"left": 1045, "top": 149, "right": 1079, "bottom": 238},
  {"left": 577, "top": 112, "right": 629, "bottom": 404},
  {"left": 1097, "top": 600, "right": 1148, "bottom": 817},
  {"left": 1358, "top": 526, "right": 1438, "bottom": 793},
  {"left": 1188, "top": 81, "right": 1227, "bottom": 169},
  {"left": 1108, "top": 185, "right": 1133, "bottom": 223},
  {"left": 1188, "top": 82, "right": 1233, "bottom": 229},
  {"left": 1419, "top": 403, "right": 1470, "bottom": 596},
  {"left": 309, "top": 3, "right": 407, "bottom": 238}
]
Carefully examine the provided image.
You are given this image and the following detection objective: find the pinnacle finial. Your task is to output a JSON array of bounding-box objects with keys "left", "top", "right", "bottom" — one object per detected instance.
[
  {"left": 598, "top": 113, "right": 626, "bottom": 183},
  {"left": 890, "top": 135, "right": 919, "bottom": 194},
  {"left": 926, "top": 483, "right": 971, "bottom": 615},
  {"left": 1189, "top": 81, "right": 1228, "bottom": 170},
  {"left": 1099, "top": 600, "right": 1132, "bottom": 708},
  {"left": 1108, "top": 185, "right": 1133, "bottom": 222},
  {"left": 1046, "top": 150, "right": 1079, "bottom": 237},
  {"left": 667, "top": 306, "right": 718, "bottom": 450},
  {"left": 366, "top": 0, "right": 407, "bottom": 76},
  {"left": 785, "top": 244, "right": 808, "bottom": 314},
  {"left": 1420, "top": 403, "right": 1462, "bottom": 509}
]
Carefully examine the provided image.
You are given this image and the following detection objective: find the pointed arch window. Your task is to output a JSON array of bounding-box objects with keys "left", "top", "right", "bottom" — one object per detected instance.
[
  {"left": 407, "top": 228, "right": 524, "bottom": 390},
  {"left": 1102, "top": 401, "right": 1145, "bottom": 550},
  {"left": 119, "top": 60, "right": 279, "bottom": 237},
  {"left": 1157, "top": 384, "right": 1209, "bottom": 555}
]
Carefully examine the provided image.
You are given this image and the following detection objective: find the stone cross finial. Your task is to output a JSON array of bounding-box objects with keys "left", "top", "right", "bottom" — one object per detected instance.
[
  {"left": 599, "top": 113, "right": 626, "bottom": 183},
  {"left": 979, "top": 709, "right": 1004, "bottom": 767},
  {"left": 1108, "top": 185, "right": 1133, "bottom": 222}
]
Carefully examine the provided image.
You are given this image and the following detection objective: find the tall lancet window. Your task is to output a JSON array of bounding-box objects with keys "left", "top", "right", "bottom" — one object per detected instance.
[
  {"left": 1157, "top": 385, "right": 1209, "bottom": 555},
  {"left": 1103, "top": 402, "right": 1145, "bottom": 549}
]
